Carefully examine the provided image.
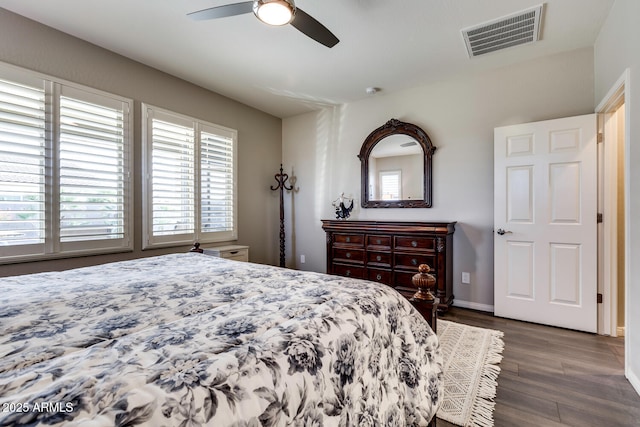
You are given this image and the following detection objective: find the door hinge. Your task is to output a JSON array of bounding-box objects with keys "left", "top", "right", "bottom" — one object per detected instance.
[
  {"left": 597, "top": 213, "right": 603, "bottom": 223},
  {"left": 597, "top": 293, "right": 603, "bottom": 304},
  {"left": 597, "top": 133, "right": 604, "bottom": 143}
]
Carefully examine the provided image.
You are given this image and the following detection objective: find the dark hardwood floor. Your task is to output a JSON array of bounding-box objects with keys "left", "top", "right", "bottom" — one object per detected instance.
[{"left": 436, "top": 307, "right": 640, "bottom": 427}]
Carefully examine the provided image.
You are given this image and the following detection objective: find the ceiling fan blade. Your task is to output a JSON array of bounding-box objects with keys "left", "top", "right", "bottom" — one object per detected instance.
[
  {"left": 188, "top": 1, "right": 254, "bottom": 21},
  {"left": 290, "top": 8, "right": 339, "bottom": 48}
]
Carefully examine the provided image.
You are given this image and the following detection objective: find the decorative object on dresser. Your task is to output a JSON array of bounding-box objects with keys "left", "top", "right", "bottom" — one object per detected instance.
[
  {"left": 331, "top": 192, "right": 354, "bottom": 219},
  {"left": 270, "top": 164, "right": 293, "bottom": 267},
  {"left": 190, "top": 242, "right": 249, "bottom": 262},
  {"left": 358, "top": 118, "right": 436, "bottom": 208},
  {"left": 322, "top": 219, "right": 455, "bottom": 312}
]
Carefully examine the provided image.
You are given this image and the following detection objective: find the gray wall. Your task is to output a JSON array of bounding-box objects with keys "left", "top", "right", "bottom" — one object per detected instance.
[
  {"left": 0, "top": 8, "right": 282, "bottom": 276},
  {"left": 594, "top": 0, "right": 640, "bottom": 396},
  {"left": 283, "top": 47, "right": 595, "bottom": 312}
]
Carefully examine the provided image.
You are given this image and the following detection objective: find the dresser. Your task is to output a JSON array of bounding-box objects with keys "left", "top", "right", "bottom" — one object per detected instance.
[{"left": 322, "top": 220, "right": 455, "bottom": 312}]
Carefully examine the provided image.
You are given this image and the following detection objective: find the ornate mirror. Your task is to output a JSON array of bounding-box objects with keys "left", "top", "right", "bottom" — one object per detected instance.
[{"left": 358, "top": 119, "right": 435, "bottom": 208}]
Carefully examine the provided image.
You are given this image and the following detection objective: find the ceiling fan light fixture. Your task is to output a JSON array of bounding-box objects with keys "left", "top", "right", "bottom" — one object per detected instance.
[{"left": 253, "top": 0, "right": 295, "bottom": 26}]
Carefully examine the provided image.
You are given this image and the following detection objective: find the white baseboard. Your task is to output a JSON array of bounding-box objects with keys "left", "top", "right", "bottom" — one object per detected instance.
[
  {"left": 453, "top": 299, "right": 494, "bottom": 313},
  {"left": 617, "top": 326, "right": 625, "bottom": 337}
]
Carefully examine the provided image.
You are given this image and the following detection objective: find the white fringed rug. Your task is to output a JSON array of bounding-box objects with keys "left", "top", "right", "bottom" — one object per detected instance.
[{"left": 436, "top": 320, "right": 505, "bottom": 427}]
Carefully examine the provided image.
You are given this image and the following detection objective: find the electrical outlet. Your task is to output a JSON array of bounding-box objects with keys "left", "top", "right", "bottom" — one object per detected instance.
[
  {"left": 462, "top": 272, "right": 470, "bottom": 284},
  {"left": 300, "top": 254, "right": 306, "bottom": 264}
]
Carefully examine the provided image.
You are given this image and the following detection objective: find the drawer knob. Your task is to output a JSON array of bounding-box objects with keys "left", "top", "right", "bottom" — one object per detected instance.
[
  {"left": 376, "top": 255, "right": 382, "bottom": 261},
  {"left": 411, "top": 240, "right": 418, "bottom": 247},
  {"left": 346, "top": 237, "right": 351, "bottom": 243},
  {"left": 376, "top": 239, "right": 381, "bottom": 244},
  {"left": 346, "top": 252, "right": 351, "bottom": 258},
  {"left": 345, "top": 270, "right": 351, "bottom": 276},
  {"left": 376, "top": 274, "right": 382, "bottom": 281},
  {"left": 412, "top": 258, "right": 418, "bottom": 266}
]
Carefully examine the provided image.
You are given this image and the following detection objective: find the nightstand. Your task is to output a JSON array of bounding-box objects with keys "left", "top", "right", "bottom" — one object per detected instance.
[{"left": 200, "top": 244, "right": 250, "bottom": 262}]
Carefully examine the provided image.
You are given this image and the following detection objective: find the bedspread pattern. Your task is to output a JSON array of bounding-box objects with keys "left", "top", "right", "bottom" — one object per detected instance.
[{"left": 0, "top": 253, "right": 442, "bottom": 426}]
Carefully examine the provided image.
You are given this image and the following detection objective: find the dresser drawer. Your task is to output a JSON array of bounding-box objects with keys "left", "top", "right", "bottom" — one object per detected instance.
[
  {"left": 202, "top": 245, "right": 249, "bottom": 262},
  {"left": 394, "top": 270, "right": 437, "bottom": 289},
  {"left": 394, "top": 271, "right": 418, "bottom": 288},
  {"left": 395, "top": 236, "right": 436, "bottom": 251},
  {"left": 332, "top": 248, "right": 365, "bottom": 264},
  {"left": 367, "top": 268, "right": 392, "bottom": 285},
  {"left": 394, "top": 253, "right": 435, "bottom": 270},
  {"left": 333, "top": 263, "right": 365, "bottom": 279},
  {"left": 367, "top": 251, "right": 391, "bottom": 267},
  {"left": 366, "top": 235, "right": 391, "bottom": 249},
  {"left": 333, "top": 233, "right": 364, "bottom": 247},
  {"left": 225, "top": 251, "right": 249, "bottom": 262}
]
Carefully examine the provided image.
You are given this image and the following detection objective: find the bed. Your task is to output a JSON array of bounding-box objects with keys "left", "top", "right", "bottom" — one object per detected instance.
[{"left": 0, "top": 253, "right": 442, "bottom": 426}]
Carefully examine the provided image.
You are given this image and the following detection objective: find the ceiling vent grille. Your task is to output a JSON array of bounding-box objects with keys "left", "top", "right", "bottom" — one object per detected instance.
[{"left": 462, "top": 4, "right": 543, "bottom": 58}]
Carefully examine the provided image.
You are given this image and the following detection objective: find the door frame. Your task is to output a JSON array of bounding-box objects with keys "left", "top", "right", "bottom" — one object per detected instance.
[{"left": 595, "top": 69, "right": 630, "bottom": 358}]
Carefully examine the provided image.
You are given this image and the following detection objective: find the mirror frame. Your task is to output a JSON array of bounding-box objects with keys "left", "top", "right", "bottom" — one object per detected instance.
[{"left": 358, "top": 118, "right": 436, "bottom": 208}]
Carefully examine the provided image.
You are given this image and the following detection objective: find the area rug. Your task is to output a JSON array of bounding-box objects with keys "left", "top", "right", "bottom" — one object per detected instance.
[{"left": 436, "top": 320, "right": 505, "bottom": 427}]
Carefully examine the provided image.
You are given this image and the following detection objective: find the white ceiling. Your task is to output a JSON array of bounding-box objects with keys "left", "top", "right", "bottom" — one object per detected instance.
[{"left": 0, "top": 0, "right": 614, "bottom": 118}]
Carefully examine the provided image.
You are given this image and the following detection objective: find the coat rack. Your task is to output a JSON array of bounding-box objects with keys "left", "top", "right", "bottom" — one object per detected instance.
[{"left": 271, "top": 164, "right": 293, "bottom": 267}]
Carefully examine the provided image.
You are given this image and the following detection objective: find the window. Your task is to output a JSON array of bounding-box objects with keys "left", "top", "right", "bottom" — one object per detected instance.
[
  {"left": 0, "top": 63, "right": 133, "bottom": 263},
  {"left": 142, "top": 104, "right": 237, "bottom": 249},
  {"left": 379, "top": 170, "right": 402, "bottom": 200}
]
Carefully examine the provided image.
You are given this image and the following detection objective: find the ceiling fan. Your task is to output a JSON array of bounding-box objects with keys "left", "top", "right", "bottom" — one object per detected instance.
[{"left": 188, "top": 0, "right": 339, "bottom": 48}]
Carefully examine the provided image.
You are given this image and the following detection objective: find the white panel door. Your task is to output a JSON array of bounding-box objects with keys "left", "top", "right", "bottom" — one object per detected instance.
[{"left": 494, "top": 114, "right": 597, "bottom": 332}]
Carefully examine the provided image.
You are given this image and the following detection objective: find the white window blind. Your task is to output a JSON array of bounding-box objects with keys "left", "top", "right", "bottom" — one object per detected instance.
[
  {"left": 150, "top": 118, "right": 195, "bottom": 236},
  {"left": 59, "top": 95, "right": 127, "bottom": 243},
  {"left": 200, "top": 128, "right": 234, "bottom": 234},
  {"left": 380, "top": 170, "right": 402, "bottom": 200},
  {"left": 0, "top": 62, "right": 133, "bottom": 263},
  {"left": 143, "top": 105, "right": 237, "bottom": 249},
  {"left": 0, "top": 77, "right": 46, "bottom": 249}
]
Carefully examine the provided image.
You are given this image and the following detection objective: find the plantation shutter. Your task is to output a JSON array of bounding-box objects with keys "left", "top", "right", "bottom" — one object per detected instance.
[
  {"left": 380, "top": 170, "right": 401, "bottom": 200},
  {"left": 0, "top": 77, "right": 46, "bottom": 250},
  {"left": 200, "top": 127, "right": 234, "bottom": 234},
  {"left": 150, "top": 116, "right": 195, "bottom": 238},
  {"left": 0, "top": 63, "right": 133, "bottom": 263},
  {"left": 58, "top": 87, "right": 128, "bottom": 244},
  {"left": 142, "top": 104, "right": 237, "bottom": 248}
]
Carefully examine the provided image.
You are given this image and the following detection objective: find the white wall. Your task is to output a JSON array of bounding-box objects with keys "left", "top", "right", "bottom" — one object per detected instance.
[
  {"left": 283, "top": 47, "right": 595, "bottom": 311},
  {"left": 0, "top": 9, "right": 282, "bottom": 276},
  {"left": 594, "top": 0, "right": 640, "bottom": 395}
]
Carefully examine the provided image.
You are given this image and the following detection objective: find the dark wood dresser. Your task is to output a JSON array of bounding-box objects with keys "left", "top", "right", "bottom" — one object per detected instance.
[{"left": 322, "top": 220, "right": 455, "bottom": 312}]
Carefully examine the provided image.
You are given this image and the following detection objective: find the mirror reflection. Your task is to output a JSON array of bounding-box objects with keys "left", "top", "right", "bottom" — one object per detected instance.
[
  {"left": 368, "top": 134, "right": 424, "bottom": 201},
  {"left": 358, "top": 118, "right": 435, "bottom": 208}
]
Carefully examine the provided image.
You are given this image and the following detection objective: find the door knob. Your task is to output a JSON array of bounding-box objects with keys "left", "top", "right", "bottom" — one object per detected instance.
[{"left": 496, "top": 228, "right": 512, "bottom": 236}]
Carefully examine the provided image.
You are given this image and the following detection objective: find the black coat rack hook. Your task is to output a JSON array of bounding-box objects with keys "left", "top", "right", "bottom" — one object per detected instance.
[{"left": 271, "top": 164, "right": 293, "bottom": 267}]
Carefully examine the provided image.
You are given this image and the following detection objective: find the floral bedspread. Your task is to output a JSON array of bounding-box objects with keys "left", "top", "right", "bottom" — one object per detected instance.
[{"left": 0, "top": 253, "right": 442, "bottom": 426}]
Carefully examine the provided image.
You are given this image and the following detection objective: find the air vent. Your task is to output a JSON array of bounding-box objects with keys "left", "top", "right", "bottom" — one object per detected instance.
[{"left": 462, "top": 4, "right": 543, "bottom": 58}]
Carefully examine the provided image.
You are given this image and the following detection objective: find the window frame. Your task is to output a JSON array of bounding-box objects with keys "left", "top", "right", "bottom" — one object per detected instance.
[
  {"left": 0, "top": 62, "right": 134, "bottom": 264},
  {"left": 141, "top": 103, "right": 238, "bottom": 249}
]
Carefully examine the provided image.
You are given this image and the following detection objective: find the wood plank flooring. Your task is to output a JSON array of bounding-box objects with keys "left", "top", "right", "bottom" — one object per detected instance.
[{"left": 436, "top": 307, "right": 640, "bottom": 427}]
